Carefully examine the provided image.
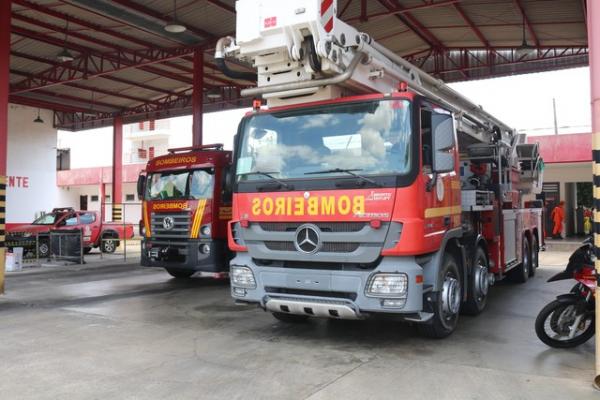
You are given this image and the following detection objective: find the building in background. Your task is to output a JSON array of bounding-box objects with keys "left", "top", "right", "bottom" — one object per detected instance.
[
  {"left": 528, "top": 132, "right": 592, "bottom": 237},
  {"left": 55, "top": 108, "right": 246, "bottom": 225}
]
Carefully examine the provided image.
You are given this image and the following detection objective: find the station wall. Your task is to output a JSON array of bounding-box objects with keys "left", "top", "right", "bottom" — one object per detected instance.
[{"left": 6, "top": 105, "right": 57, "bottom": 225}]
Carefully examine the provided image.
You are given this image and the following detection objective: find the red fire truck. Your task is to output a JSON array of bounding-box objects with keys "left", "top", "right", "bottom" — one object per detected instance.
[
  {"left": 217, "top": 0, "right": 544, "bottom": 338},
  {"left": 138, "top": 144, "right": 233, "bottom": 278}
]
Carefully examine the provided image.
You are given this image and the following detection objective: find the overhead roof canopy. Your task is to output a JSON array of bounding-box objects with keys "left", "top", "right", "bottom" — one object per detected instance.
[{"left": 8, "top": 0, "right": 589, "bottom": 131}]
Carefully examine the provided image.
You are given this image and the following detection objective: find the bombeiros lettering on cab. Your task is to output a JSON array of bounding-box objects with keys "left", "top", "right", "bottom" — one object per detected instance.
[
  {"left": 251, "top": 195, "right": 365, "bottom": 216},
  {"left": 152, "top": 201, "right": 189, "bottom": 211},
  {"left": 155, "top": 156, "right": 197, "bottom": 166}
]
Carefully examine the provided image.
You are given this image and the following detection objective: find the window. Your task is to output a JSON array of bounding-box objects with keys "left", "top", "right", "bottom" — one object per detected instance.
[
  {"left": 236, "top": 100, "right": 412, "bottom": 181},
  {"left": 79, "top": 213, "right": 96, "bottom": 224},
  {"left": 420, "top": 108, "right": 433, "bottom": 169},
  {"left": 32, "top": 213, "right": 59, "bottom": 225},
  {"left": 91, "top": 195, "right": 99, "bottom": 202},
  {"left": 56, "top": 148, "right": 70, "bottom": 171},
  {"left": 64, "top": 215, "right": 78, "bottom": 226},
  {"left": 147, "top": 171, "right": 188, "bottom": 200},
  {"left": 126, "top": 194, "right": 135, "bottom": 201},
  {"left": 190, "top": 170, "right": 214, "bottom": 199}
]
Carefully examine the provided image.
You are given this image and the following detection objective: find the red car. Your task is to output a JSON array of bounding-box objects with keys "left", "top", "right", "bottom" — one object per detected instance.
[{"left": 9, "top": 207, "right": 135, "bottom": 257}]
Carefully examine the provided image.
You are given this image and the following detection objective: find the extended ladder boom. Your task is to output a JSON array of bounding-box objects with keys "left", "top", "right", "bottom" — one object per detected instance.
[{"left": 216, "top": 0, "right": 513, "bottom": 145}]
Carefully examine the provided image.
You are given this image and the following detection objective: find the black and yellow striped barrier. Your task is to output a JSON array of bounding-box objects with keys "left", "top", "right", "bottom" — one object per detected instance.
[
  {"left": 0, "top": 175, "right": 6, "bottom": 294},
  {"left": 112, "top": 203, "right": 122, "bottom": 222}
]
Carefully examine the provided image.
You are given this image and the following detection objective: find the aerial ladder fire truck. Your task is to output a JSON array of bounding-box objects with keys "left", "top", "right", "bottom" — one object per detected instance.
[{"left": 217, "top": 0, "right": 544, "bottom": 337}]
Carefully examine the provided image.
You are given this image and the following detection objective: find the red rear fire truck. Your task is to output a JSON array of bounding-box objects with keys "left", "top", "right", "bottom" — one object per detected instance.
[
  {"left": 138, "top": 144, "right": 233, "bottom": 278},
  {"left": 218, "top": 0, "right": 544, "bottom": 337}
]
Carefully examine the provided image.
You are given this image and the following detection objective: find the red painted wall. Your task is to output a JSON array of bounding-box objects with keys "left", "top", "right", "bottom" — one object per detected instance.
[
  {"left": 527, "top": 132, "right": 591, "bottom": 164},
  {"left": 57, "top": 164, "right": 145, "bottom": 187}
]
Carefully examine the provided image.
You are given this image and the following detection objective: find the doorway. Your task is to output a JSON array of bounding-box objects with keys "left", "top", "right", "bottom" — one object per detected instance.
[
  {"left": 80, "top": 195, "right": 88, "bottom": 211},
  {"left": 542, "top": 182, "right": 560, "bottom": 237}
]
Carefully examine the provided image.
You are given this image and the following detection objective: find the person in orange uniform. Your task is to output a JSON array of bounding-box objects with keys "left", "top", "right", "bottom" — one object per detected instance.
[{"left": 551, "top": 201, "right": 565, "bottom": 239}]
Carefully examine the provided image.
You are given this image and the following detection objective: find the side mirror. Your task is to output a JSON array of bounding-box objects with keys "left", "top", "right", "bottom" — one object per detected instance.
[
  {"left": 432, "top": 115, "right": 455, "bottom": 173},
  {"left": 137, "top": 174, "right": 146, "bottom": 199}
]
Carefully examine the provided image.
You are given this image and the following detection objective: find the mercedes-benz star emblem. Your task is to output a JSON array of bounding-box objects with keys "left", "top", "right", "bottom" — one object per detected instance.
[
  {"left": 294, "top": 224, "right": 321, "bottom": 254},
  {"left": 162, "top": 216, "right": 175, "bottom": 230}
]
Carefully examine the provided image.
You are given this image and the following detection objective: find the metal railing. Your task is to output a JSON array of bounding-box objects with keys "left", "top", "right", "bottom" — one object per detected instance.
[{"left": 98, "top": 202, "right": 142, "bottom": 262}]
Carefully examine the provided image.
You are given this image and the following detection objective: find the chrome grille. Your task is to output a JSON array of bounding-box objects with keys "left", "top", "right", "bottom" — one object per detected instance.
[
  {"left": 151, "top": 212, "right": 190, "bottom": 240},
  {"left": 259, "top": 222, "right": 366, "bottom": 233},
  {"left": 264, "top": 241, "right": 360, "bottom": 253}
]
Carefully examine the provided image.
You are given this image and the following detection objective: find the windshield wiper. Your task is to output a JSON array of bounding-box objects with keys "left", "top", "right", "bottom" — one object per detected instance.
[
  {"left": 304, "top": 168, "right": 380, "bottom": 187},
  {"left": 238, "top": 171, "right": 291, "bottom": 189}
]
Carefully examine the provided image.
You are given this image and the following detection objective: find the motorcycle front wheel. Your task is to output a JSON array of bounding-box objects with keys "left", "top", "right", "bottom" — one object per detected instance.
[{"left": 535, "top": 298, "right": 595, "bottom": 348}]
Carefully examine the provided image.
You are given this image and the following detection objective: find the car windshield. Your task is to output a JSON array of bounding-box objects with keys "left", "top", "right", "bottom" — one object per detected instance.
[
  {"left": 32, "top": 213, "right": 60, "bottom": 225},
  {"left": 146, "top": 170, "right": 214, "bottom": 200},
  {"left": 236, "top": 99, "right": 412, "bottom": 182}
]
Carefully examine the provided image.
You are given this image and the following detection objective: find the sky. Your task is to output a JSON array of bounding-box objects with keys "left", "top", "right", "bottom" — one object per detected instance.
[{"left": 58, "top": 66, "right": 592, "bottom": 166}]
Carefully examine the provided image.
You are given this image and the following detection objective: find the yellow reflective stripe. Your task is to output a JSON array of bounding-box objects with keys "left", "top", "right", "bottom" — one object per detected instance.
[
  {"left": 191, "top": 199, "right": 207, "bottom": 238},
  {"left": 143, "top": 202, "right": 151, "bottom": 237},
  {"left": 0, "top": 176, "right": 6, "bottom": 185},
  {"left": 424, "top": 205, "right": 462, "bottom": 218}
]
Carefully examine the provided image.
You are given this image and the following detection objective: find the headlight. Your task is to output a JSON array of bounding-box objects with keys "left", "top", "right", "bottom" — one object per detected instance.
[
  {"left": 200, "top": 225, "right": 211, "bottom": 236},
  {"left": 22, "top": 232, "right": 32, "bottom": 238},
  {"left": 140, "top": 226, "right": 146, "bottom": 237},
  {"left": 200, "top": 244, "right": 210, "bottom": 254},
  {"left": 366, "top": 273, "right": 408, "bottom": 298},
  {"left": 231, "top": 265, "right": 256, "bottom": 288}
]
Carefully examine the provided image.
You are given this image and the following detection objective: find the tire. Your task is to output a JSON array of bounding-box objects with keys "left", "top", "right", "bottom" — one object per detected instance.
[
  {"left": 165, "top": 268, "right": 195, "bottom": 279},
  {"left": 101, "top": 237, "right": 117, "bottom": 253},
  {"left": 83, "top": 247, "right": 92, "bottom": 254},
  {"left": 418, "top": 253, "right": 462, "bottom": 339},
  {"left": 462, "top": 247, "right": 490, "bottom": 316},
  {"left": 535, "top": 298, "right": 595, "bottom": 348},
  {"left": 272, "top": 312, "right": 309, "bottom": 323},
  {"left": 38, "top": 239, "right": 50, "bottom": 258},
  {"left": 529, "top": 234, "right": 539, "bottom": 277},
  {"left": 509, "top": 236, "right": 530, "bottom": 283}
]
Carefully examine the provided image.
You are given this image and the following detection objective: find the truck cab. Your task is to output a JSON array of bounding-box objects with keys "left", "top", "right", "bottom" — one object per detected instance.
[{"left": 139, "top": 144, "right": 233, "bottom": 278}]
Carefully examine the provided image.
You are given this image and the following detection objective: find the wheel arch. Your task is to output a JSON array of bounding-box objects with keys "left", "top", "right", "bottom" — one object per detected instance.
[
  {"left": 422, "top": 228, "right": 467, "bottom": 296},
  {"left": 100, "top": 229, "right": 120, "bottom": 247}
]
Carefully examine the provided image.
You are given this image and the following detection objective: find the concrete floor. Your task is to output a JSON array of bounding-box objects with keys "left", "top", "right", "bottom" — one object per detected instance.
[{"left": 0, "top": 252, "right": 597, "bottom": 399}]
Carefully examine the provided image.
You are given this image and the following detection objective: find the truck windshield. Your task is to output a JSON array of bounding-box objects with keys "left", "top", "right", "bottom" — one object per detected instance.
[
  {"left": 32, "top": 213, "right": 61, "bottom": 225},
  {"left": 236, "top": 99, "right": 412, "bottom": 182},
  {"left": 146, "top": 170, "right": 214, "bottom": 200}
]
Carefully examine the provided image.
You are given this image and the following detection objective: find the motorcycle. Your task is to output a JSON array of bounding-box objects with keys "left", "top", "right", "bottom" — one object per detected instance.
[{"left": 535, "top": 237, "right": 596, "bottom": 348}]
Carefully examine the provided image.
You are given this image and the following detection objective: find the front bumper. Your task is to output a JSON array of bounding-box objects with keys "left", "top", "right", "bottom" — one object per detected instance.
[
  {"left": 141, "top": 239, "right": 228, "bottom": 272},
  {"left": 230, "top": 253, "right": 425, "bottom": 319}
]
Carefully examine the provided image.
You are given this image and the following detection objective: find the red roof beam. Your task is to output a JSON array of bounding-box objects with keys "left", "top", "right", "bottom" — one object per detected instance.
[
  {"left": 514, "top": 0, "right": 540, "bottom": 47},
  {"left": 13, "top": 0, "right": 153, "bottom": 49},
  {"left": 346, "top": 0, "right": 459, "bottom": 24},
  {"left": 376, "top": 0, "right": 445, "bottom": 49},
  {"left": 453, "top": 3, "right": 490, "bottom": 48},
  {"left": 9, "top": 94, "right": 100, "bottom": 114},
  {"left": 10, "top": 26, "right": 194, "bottom": 93}
]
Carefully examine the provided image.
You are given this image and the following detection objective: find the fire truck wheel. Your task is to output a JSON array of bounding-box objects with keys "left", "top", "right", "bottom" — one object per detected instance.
[
  {"left": 509, "top": 236, "right": 531, "bottom": 283},
  {"left": 462, "top": 247, "right": 489, "bottom": 315},
  {"left": 529, "top": 235, "right": 539, "bottom": 277},
  {"left": 165, "top": 268, "right": 195, "bottom": 279},
  {"left": 38, "top": 239, "right": 50, "bottom": 258},
  {"left": 418, "top": 253, "right": 461, "bottom": 338},
  {"left": 272, "top": 312, "right": 309, "bottom": 323}
]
